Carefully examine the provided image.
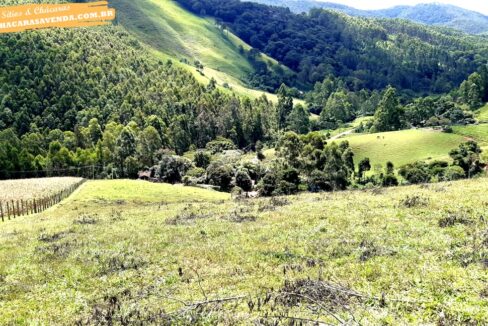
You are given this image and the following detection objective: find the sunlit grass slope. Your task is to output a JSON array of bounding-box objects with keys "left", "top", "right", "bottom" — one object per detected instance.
[
  {"left": 1, "top": 178, "right": 487, "bottom": 324},
  {"left": 113, "top": 0, "right": 253, "bottom": 79},
  {"left": 477, "top": 103, "right": 488, "bottom": 122},
  {"left": 111, "top": 0, "right": 293, "bottom": 102},
  {"left": 336, "top": 129, "right": 467, "bottom": 167},
  {"left": 452, "top": 123, "right": 488, "bottom": 145}
]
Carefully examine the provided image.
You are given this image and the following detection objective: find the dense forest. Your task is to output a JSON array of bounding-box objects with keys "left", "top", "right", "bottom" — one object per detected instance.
[
  {"left": 177, "top": 0, "right": 488, "bottom": 94},
  {"left": 0, "top": 27, "right": 284, "bottom": 178}
]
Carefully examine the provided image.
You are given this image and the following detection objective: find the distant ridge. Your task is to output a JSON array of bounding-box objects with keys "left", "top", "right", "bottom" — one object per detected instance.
[{"left": 249, "top": 0, "right": 488, "bottom": 34}]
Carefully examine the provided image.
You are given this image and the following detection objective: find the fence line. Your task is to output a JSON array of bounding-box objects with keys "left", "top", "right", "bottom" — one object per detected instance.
[{"left": 0, "top": 179, "right": 86, "bottom": 222}]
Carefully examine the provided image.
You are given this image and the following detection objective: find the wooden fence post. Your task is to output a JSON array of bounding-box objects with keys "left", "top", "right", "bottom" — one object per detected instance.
[{"left": 6, "top": 201, "right": 10, "bottom": 220}]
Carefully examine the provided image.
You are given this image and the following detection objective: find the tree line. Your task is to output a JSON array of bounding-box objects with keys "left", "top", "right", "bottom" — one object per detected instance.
[{"left": 306, "top": 65, "right": 488, "bottom": 133}]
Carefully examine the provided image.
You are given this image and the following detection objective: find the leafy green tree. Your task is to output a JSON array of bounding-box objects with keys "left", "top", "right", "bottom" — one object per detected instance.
[
  {"left": 115, "top": 127, "right": 137, "bottom": 174},
  {"left": 137, "top": 126, "right": 162, "bottom": 167},
  {"left": 88, "top": 118, "right": 103, "bottom": 145},
  {"left": 194, "top": 151, "right": 212, "bottom": 169},
  {"left": 205, "top": 137, "right": 237, "bottom": 154},
  {"left": 449, "top": 141, "right": 484, "bottom": 177},
  {"left": 399, "top": 161, "right": 431, "bottom": 184},
  {"left": 443, "top": 166, "right": 466, "bottom": 181},
  {"left": 358, "top": 158, "right": 371, "bottom": 180},
  {"left": 479, "top": 64, "right": 488, "bottom": 102},
  {"left": 46, "top": 141, "right": 74, "bottom": 174},
  {"left": 235, "top": 169, "right": 253, "bottom": 192},
  {"left": 276, "top": 84, "right": 294, "bottom": 130},
  {"left": 382, "top": 161, "right": 398, "bottom": 187},
  {"left": 21, "top": 132, "right": 45, "bottom": 157},
  {"left": 372, "top": 87, "right": 404, "bottom": 132},
  {"left": 307, "top": 170, "right": 333, "bottom": 192},
  {"left": 341, "top": 146, "right": 355, "bottom": 176},
  {"left": 102, "top": 122, "right": 123, "bottom": 163},
  {"left": 320, "top": 91, "right": 353, "bottom": 126},
  {"left": 277, "top": 132, "right": 302, "bottom": 169},
  {"left": 124, "top": 156, "right": 140, "bottom": 178},
  {"left": 275, "top": 167, "right": 300, "bottom": 195},
  {"left": 286, "top": 104, "right": 310, "bottom": 134},
  {"left": 258, "top": 170, "right": 278, "bottom": 196},
  {"left": 460, "top": 72, "right": 484, "bottom": 109},
  {"left": 157, "top": 155, "right": 193, "bottom": 184},
  {"left": 206, "top": 163, "right": 234, "bottom": 191},
  {"left": 18, "top": 149, "right": 35, "bottom": 174},
  {"left": 170, "top": 115, "right": 192, "bottom": 155},
  {"left": 322, "top": 143, "right": 350, "bottom": 190}
]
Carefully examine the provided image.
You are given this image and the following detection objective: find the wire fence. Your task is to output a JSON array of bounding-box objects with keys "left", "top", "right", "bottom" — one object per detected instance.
[{"left": 0, "top": 179, "right": 86, "bottom": 222}]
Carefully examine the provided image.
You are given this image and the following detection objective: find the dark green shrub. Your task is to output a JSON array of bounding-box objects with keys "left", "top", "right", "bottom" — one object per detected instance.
[
  {"left": 382, "top": 174, "right": 398, "bottom": 187},
  {"left": 399, "top": 161, "right": 432, "bottom": 184},
  {"left": 258, "top": 171, "right": 278, "bottom": 197},
  {"left": 235, "top": 169, "right": 253, "bottom": 192},
  {"left": 443, "top": 166, "right": 466, "bottom": 181},
  {"left": 157, "top": 155, "right": 193, "bottom": 184},
  {"left": 307, "top": 170, "right": 333, "bottom": 192},
  {"left": 205, "top": 137, "right": 237, "bottom": 154},
  {"left": 194, "top": 151, "right": 211, "bottom": 169},
  {"left": 206, "top": 163, "right": 234, "bottom": 191}
]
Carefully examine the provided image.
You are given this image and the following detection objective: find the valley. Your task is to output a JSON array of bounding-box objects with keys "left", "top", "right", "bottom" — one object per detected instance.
[{"left": 1, "top": 0, "right": 488, "bottom": 324}]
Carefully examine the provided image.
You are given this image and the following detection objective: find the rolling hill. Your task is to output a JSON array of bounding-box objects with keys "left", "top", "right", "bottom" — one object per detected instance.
[
  {"left": 250, "top": 0, "right": 488, "bottom": 34},
  {"left": 110, "top": 0, "right": 293, "bottom": 99},
  {"left": 328, "top": 123, "right": 488, "bottom": 169},
  {"left": 334, "top": 129, "right": 467, "bottom": 167}
]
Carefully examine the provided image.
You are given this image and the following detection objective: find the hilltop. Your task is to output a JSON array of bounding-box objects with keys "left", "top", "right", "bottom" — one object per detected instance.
[{"left": 251, "top": 0, "right": 488, "bottom": 34}]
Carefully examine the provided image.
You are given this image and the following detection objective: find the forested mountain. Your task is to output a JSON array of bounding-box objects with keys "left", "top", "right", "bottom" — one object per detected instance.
[
  {"left": 0, "top": 26, "right": 281, "bottom": 177},
  {"left": 250, "top": 1, "right": 488, "bottom": 35},
  {"left": 178, "top": 0, "right": 488, "bottom": 94}
]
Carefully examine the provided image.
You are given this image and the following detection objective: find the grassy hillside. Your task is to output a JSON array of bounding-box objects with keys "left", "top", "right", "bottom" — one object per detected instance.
[
  {"left": 477, "top": 103, "right": 488, "bottom": 123},
  {"left": 1, "top": 178, "right": 487, "bottom": 324},
  {"left": 112, "top": 0, "right": 253, "bottom": 80},
  {"left": 452, "top": 124, "right": 488, "bottom": 145},
  {"left": 111, "top": 0, "right": 290, "bottom": 102},
  {"left": 335, "top": 129, "right": 467, "bottom": 167}
]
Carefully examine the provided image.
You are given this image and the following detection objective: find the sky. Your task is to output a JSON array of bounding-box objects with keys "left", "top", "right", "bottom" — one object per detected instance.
[{"left": 317, "top": 1, "right": 488, "bottom": 15}]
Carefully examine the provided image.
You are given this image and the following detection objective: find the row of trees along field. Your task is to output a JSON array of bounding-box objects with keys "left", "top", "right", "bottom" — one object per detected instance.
[
  {"left": 125, "top": 132, "right": 485, "bottom": 197},
  {"left": 177, "top": 0, "right": 488, "bottom": 94}
]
